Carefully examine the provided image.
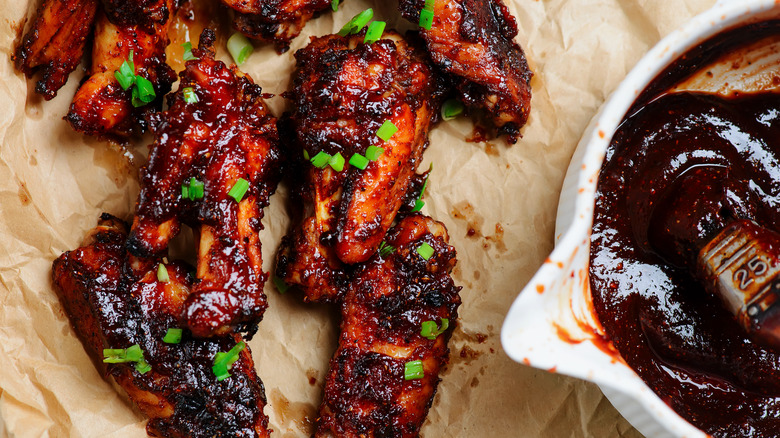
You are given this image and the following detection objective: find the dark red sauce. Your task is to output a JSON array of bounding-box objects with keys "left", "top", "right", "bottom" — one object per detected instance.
[{"left": 591, "top": 21, "right": 780, "bottom": 437}]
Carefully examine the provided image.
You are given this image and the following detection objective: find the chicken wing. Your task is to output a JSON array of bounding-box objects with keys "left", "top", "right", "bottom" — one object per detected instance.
[
  {"left": 222, "top": 0, "right": 333, "bottom": 52},
  {"left": 399, "top": 0, "right": 532, "bottom": 143},
  {"left": 101, "top": 0, "right": 177, "bottom": 31},
  {"left": 65, "top": 0, "right": 178, "bottom": 137},
  {"left": 52, "top": 214, "right": 270, "bottom": 438},
  {"left": 316, "top": 214, "right": 461, "bottom": 437},
  {"left": 14, "top": 0, "right": 99, "bottom": 100},
  {"left": 275, "top": 31, "right": 446, "bottom": 302},
  {"left": 127, "top": 30, "right": 283, "bottom": 337}
]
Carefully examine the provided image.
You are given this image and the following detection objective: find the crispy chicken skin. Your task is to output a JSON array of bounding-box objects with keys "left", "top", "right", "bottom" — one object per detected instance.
[
  {"left": 101, "top": 0, "right": 177, "bottom": 31},
  {"left": 14, "top": 0, "right": 99, "bottom": 100},
  {"left": 275, "top": 31, "right": 446, "bottom": 302},
  {"left": 52, "top": 214, "right": 270, "bottom": 438},
  {"left": 316, "top": 214, "right": 461, "bottom": 438},
  {"left": 399, "top": 0, "right": 532, "bottom": 143},
  {"left": 222, "top": 0, "right": 333, "bottom": 52},
  {"left": 65, "top": 0, "right": 178, "bottom": 137},
  {"left": 127, "top": 30, "right": 283, "bottom": 338}
]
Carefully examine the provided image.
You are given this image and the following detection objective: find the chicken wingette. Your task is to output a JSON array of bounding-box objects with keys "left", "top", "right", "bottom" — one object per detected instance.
[
  {"left": 275, "top": 31, "right": 446, "bottom": 303},
  {"left": 52, "top": 214, "right": 271, "bottom": 438},
  {"left": 316, "top": 214, "right": 461, "bottom": 437},
  {"left": 127, "top": 30, "right": 283, "bottom": 337}
]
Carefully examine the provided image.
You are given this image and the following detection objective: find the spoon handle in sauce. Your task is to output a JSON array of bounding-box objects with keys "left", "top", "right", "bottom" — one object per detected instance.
[{"left": 699, "top": 219, "right": 780, "bottom": 348}]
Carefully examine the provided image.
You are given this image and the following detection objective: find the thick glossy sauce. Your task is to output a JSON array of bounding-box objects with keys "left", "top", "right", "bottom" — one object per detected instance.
[{"left": 591, "top": 22, "right": 780, "bottom": 437}]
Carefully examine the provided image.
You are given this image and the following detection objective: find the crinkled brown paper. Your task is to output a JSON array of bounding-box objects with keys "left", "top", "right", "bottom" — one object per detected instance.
[{"left": 0, "top": 0, "right": 716, "bottom": 436}]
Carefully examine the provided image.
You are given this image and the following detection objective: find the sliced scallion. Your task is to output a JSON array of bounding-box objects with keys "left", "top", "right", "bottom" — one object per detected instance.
[
  {"left": 303, "top": 150, "right": 310, "bottom": 161},
  {"left": 329, "top": 152, "right": 345, "bottom": 172},
  {"left": 182, "top": 41, "right": 198, "bottom": 61},
  {"left": 420, "top": 318, "right": 449, "bottom": 340},
  {"left": 188, "top": 177, "right": 204, "bottom": 200},
  {"left": 228, "top": 178, "right": 250, "bottom": 203},
  {"left": 103, "top": 344, "right": 151, "bottom": 374},
  {"left": 163, "top": 328, "right": 183, "bottom": 344},
  {"left": 365, "top": 145, "right": 384, "bottom": 161},
  {"left": 272, "top": 276, "right": 290, "bottom": 294},
  {"left": 364, "top": 21, "right": 386, "bottom": 44},
  {"left": 349, "top": 153, "right": 369, "bottom": 170},
  {"left": 183, "top": 87, "right": 199, "bottom": 104},
  {"left": 132, "top": 76, "right": 156, "bottom": 107},
  {"left": 378, "top": 241, "right": 395, "bottom": 257},
  {"left": 337, "top": 9, "right": 373, "bottom": 37},
  {"left": 441, "top": 98, "right": 465, "bottom": 120},
  {"left": 310, "top": 151, "right": 331, "bottom": 169},
  {"left": 376, "top": 120, "right": 398, "bottom": 141},
  {"left": 227, "top": 32, "right": 253, "bottom": 65},
  {"left": 419, "top": 9, "right": 434, "bottom": 30},
  {"left": 157, "top": 263, "right": 169, "bottom": 282},
  {"left": 212, "top": 341, "right": 246, "bottom": 381},
  {"left": 417, "top": 242, "right": 434, "bottom": 260},
  {"left": 404, "top": 360, "right": 424, "bottom": 380},
  {"left": 331, "top": 0, "right": 339, "bottom": 11}
]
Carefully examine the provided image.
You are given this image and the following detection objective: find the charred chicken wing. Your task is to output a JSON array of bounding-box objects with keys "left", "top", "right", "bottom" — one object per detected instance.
[
  {"left": 14, "top": 0, "right": 99, "bottom": 100},
  {"left": 275, "top": 31, "right": 446, "bottom": 302},
  {"left": 52, "top": 214, "right": 271, "bottom": 438},
  {"left": 65, "top": 0, "right": 179, "bottom": 137},
  {"left": 316, "top": 214, "right": 461, "bottom": 438},
  {"left": 127, "top": 30, "right": 283, "bottom": 337},
  {"left": 222, "top": 0, "right": 333, "bottom": 52},
  {"left": 399, "top": 0, "right": 533, "bottom": 143}
]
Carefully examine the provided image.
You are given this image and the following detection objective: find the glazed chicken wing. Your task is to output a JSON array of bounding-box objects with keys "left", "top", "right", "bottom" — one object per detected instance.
[
  {"left": 101, "top": 0, "right": 177, "bottom": 31},
  {"left": 399, "top": 0, "right": 532, "bottom": 142},
  {"left": 14, "top": 0, "right": 99, "bottom": 100},
  {"left": 127, "top": 30, "right": 283, "bottom": 338},
  {"left": 52, "top": 214, "right": 270, "bottom": 438},
  {"left": 222, "top": 0, "right": 333, "bottom": 52},
  {"left": 316, "top": 214, "right": 461, "bottom": 437},
  {"left": 65, "top": 0, "right": 178, "bottom": 137},
  {"left": 275, "top": 31, "right": 446, "bottom": 303}
]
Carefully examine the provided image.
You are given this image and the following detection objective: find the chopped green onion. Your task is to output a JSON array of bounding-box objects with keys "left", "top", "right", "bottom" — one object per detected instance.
[
  {"left": 425, "top": 0, "right": 435, "bottom": 8},
  {"left": 212, "top": 341, "right": 246, "bottom": 381},
  {"left": 441, "top": 98, "right": 465, "bottom": 120},
  {"left": 310, "top": 151, "right": 331, "bottom": 169},
  {"left": 378, "top": 241, "right": 395, "bottom": 257},
  {"left": 188, "top": 177, "right": 204, "bottom": 200},
  {"left": 182, "top": 41, "right": 198, "bottom": 61},
  {"left": 349, "top": 153, "right": 369, "bottom": 170},
  {"left": 365, "top": 145, "right": 384, "bottom": 161},
  {"left": 329, "top": 152, "right": 345, "bottom": 172},
  {"left": 183, "top": 87, "right": 198, "bottom": 104},
  {"left": 163, "top": 328, "right": 183, "bottom": 344},
  {"left": 228, "top": 178, "right": 250, "bottom": 203},
  {"left": 272, "top": 276, "right": 289, "bottom": 294},
  {"left": 132, "top": 76, "right": 156, "bottom": 107},
  {"left": 134, "top": 359, "right": 152, "bottom": 374},
  {"left": 337, "top": 8, "right": 373, "bottom": 36},
  {"left": 227, "top": 32, "right": 253, "bottom": 65},
  {"left": 331, "top": 0, "right": 339, "bottom": 11},
  {"left": 420, "top": 318, "right": 449, "bottom": 340},
  {"left": 376, "top": 120, "right": 398, "bottom": 141},
  {"left": 411, "top": 174, "right": 430, "bottom": 212},
  {"left": 182, "top": 185, "right": 189, "bottom": 200},
  {"left": 303, "top": 150, "right": 310, "bottom": 160},
  {"left": 103, "top": 344, "right": 151, "bottom": 374},
  {"left": 404, "top": 360, "right": 424, "bottom": 380},
  {"left": 419, "top": 9, "right": 434, "bottom": 30},
  {"left": 364, "top": 21, "right": 386, "bottom": 44},
  {"left": 115, "top": 61, "right": 136, "bottom": 90},
  {"left": 417, "top": 242, "right": 434, "bottom": 260},
  {"left": 157, "top": 263, "right": 169, "bottom": 282}
]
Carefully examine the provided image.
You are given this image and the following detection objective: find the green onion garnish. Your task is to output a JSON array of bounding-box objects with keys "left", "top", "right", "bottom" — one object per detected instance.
[
  {"left": 441, "top": 98, "right": 465, "bottom": 120},
  {"left": 417, "top": 242, "right": 434, "bottom": 260},
  {"left": 419, "top": 9, "right": 434, "bottom": 30},
  {"left": 227, "top": 32, "right": 253, "bottom": 65},
  {"left": 378, "top": 241, "right": 395, "bottom": 257},
  {"left": 404, "top": 360, "right": 424, "bottom": 380},
  {"left": 303, "top": 150, "right": 310, "bottom": 160},
  {"left": 337, "top": 8, "right": 373, "bottom": 36},
  {"left": 310, "top": 151, "right": 331, "bottom": 168},
  {"left": 329, "top": 152, "right": 345, "bottom": 172},
  {"left": 157, "top": 263, "right": 169, "bottom": 282},
  {"left": 331, "top": 0, "right": 339, "bottom": 11},
  {"left": 420, "top": 318, "right": 449, "bottom": 340},
  {"left": 188, "top": 177, "right": 204, "bottom": 199},
  {"left": 132, "top": 76, "right": 156, "bottom": 107},
  {"left": 411, "top": 174, "right": 430, "bottom": 212},
  {"left": 364, "top": 21, "right": 386, "bottom": 44},
  {"left": 212, "top": 341, "right": 246, "bottom": 381},
  {"left": 182, "top": 41, "right": 198, "bottom": 61},
  {"left": 366, "top": 145, "right": 384, "bottom": 161},
  {"left": 103, "top": 344, "right": 151, "bottom": 374},
  {"left": 272, "top": 276, "right": 289, "bottom": 294},
  {"left": 349, "top": 153, "right": 369, "bottom": 170},
  {"left": 376, "top": 120, "right": 398, "bottom": 141},
  {"left": 115, "top": 55, "right": 136, "bottom": 90},
  {"left": 163, "top": 328, "right": 183, "bottom": 344},
  {"left": 228, "top": 178, "right": 250, "bottom": 203},
  {"left": 425, "top": 0, "right": 435, "bottom": 8},
  {"left": 183, "top": 87, "right": 198, "bottom": 104},
  {"left": 182, "top": 185, "right": 190, "bottom": 200}
]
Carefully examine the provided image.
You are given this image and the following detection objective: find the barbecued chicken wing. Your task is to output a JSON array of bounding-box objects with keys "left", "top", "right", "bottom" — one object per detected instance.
[
  {"left": 127, "top": 30, "right": 283, "bottom": 337},
  {"left": 65, "top": 0, "right": 178, "bottom": 137},
  {"left": 101, "top": 0, "right": 177, "bottom": 31},
  {"left": 52, "top": 214, "right": 271, "bottom": 438},
  {"left": 275, "top": 31, "right": 446, "bottom": 302},
  {"left": 222, "top": 0, "right": 333, "bottom": 52},
  {"left": 316, "top": 214, "right": 461, "bottom": 437},
  {"left": 14, "top": 0, "right": 99, "bottom": 100},
  {"left": 399, "top": 0, "right": 532, "bottom": 143}
]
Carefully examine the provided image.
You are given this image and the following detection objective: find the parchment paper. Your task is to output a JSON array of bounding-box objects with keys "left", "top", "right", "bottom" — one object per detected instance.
[{"left": 0, "top": 0, "right": 717, "bottom": 436}]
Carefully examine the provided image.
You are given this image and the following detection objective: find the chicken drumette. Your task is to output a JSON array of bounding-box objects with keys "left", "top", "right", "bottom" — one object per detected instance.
[
  {"left": 52, "top": 214, "right": 271, "bottom": 438},
  {"left": 127, "top": 30, "right": 283, "bottom": 337},
  {"left": 275, "top": 31, "right": 447, "bottom": 303},
  {"left": 316, "top": 214, "right": 462, "bottom": 438}
]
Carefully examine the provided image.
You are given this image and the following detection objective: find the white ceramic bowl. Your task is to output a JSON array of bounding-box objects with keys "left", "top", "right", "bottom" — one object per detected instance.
[{"left": 501, "top": 1, "right": 780, "bottom": 437}]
